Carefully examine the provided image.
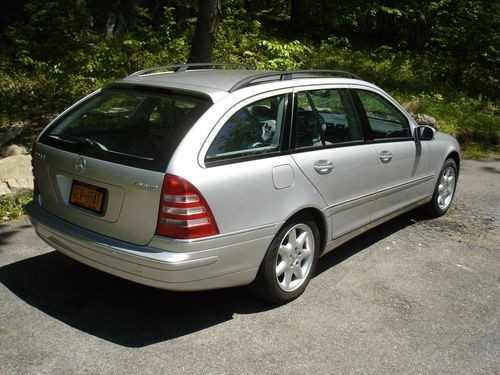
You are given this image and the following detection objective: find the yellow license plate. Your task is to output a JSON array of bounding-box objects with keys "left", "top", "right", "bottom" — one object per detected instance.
[{"left": 69, "top": 181, "right": 106, "bottom": 214}]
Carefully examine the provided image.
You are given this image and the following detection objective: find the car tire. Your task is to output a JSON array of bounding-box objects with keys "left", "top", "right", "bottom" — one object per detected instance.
[
  {"left": 251, "top": 216, "right": 320, "bottom": 304},
  {"left": 424, "top": 158, "right": 458, "bottom": 218}
]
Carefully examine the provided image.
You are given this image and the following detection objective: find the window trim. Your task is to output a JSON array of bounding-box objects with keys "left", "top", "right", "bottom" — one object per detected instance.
[
  {"left": 290, "top": 87, "right": 365, "bottom": 151},
  {"left": 201, "top": 85, "right": 418, "bottom": 167},
  {"left": 39, "top": 87, "right": 212, "bottom": 172},
  {"left": 202, "top": 90, "right": 292, "bottom": 167},
  {"left": 350, "top": 87, "right": 414, "bottom": 142}
]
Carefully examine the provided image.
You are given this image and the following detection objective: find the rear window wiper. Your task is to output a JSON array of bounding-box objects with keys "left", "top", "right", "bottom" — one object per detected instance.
[
  {"left": 48, "top": 133, "right": 153, "bottom": 160},
  {"left": 49, "top": 134, "right": 108, "bottom": 151}
]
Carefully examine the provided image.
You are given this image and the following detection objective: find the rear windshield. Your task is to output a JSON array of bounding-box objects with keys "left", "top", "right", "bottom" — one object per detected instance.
[{"left": 39, "top": 88, "right": 211, "bottom": 171}]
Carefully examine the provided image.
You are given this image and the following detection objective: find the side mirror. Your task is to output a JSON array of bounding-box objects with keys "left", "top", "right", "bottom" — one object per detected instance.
[{"left": 414, "top": 125, "right": 435, "bottom": 141}]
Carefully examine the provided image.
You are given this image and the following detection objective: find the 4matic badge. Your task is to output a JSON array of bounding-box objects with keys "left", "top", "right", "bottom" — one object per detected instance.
[{"left": 134, "top": 181, "right": 159, "bottom": 190}]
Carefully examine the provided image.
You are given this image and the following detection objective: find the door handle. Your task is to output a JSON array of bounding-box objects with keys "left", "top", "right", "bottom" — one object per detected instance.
[
  {"left": 378, "top": 151, "right": 393, "bottom": 163},
  {"left": 313, "top": 160, "right": 334, "bottom": 174}
]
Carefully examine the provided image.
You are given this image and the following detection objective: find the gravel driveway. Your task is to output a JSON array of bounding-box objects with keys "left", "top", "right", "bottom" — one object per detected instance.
[{"left": 0, "top": 159, "right": 499, "bottom": 374}]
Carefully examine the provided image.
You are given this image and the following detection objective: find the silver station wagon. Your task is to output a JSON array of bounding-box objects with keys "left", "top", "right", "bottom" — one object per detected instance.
[{"left": 28, "top": 63, "right": 460, "bottom": 304}]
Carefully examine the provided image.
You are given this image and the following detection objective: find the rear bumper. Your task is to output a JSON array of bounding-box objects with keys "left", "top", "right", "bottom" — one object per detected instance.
[{"left": 26, "top": 201, "right": 276, "bottom": 291}]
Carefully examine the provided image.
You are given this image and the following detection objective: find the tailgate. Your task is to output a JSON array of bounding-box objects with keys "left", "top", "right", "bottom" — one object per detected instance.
[{"left": 33, "top": 143, "right": 163, "bottom": 245}]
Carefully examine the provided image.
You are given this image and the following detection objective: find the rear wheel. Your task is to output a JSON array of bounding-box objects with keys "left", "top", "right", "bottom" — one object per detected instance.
[
  {"left": 424, "top": 158, "right": 457, "bottom": 218},
  {"left": 252, "top": 216, "right": 320, "bottom": 304}
]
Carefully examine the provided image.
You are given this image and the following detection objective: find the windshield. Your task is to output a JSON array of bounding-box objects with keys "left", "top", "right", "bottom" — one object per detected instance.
[{"left": 40, "top": 88, "right": 211, "bottom": 171}]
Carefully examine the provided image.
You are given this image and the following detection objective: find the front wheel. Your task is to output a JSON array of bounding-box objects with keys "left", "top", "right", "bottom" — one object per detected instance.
[
  {"left": 424, "top": 158, "right": 458, "bottom": 218},
  {"left": 251, "top": 216, "right": 320, "bottom": 304}
]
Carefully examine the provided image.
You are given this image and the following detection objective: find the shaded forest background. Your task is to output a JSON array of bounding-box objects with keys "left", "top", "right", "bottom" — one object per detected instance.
[{"left": 0, "top": 0, "right": 498, "bottom": 156}]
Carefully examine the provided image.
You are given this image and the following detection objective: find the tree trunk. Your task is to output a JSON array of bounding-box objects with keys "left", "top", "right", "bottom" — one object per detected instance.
[{"left": 188, "top": 0, "right": 222, "bottom": 63}]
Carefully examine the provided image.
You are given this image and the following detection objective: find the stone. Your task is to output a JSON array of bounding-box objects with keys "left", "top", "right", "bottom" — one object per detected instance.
[
  {"left": 402, "top": 101, "right": 438, "bottom": 129},
  {"left": 402, "top": 100, "right": 422, "bottom": 114},
  {"left": 0, "top": 182, "right": 10, "bottom": 196},
  {"left": 0, "top": 125, "right": 23, "bottom": 147},
  {"left": 1, "top": 144, "right": 28, "bottom": 158},
  {"left": 414, "top": 113, "right": 438, "bottom": 127},
  {"left": 0, "top": 154, "right": 33, "bottom": 197}
]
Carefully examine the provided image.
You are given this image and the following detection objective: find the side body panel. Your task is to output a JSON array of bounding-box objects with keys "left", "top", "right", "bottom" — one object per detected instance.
[
  {"left": 348, "top": 83, "right": 434, "bottom": 222},
  {"left": 291, "top": 144, "right": 378, "bottom": 239},
  {"left": 170, "top": 88, "right": 328, "bottom": 236},
  {"left": 371, "top": 140, "right": 432, "bottom": 221}
]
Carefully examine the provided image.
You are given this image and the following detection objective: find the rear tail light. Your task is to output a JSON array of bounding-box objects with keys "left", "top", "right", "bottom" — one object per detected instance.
[{"left": 156, "top": 174, "right": 219, "bottom": 239}]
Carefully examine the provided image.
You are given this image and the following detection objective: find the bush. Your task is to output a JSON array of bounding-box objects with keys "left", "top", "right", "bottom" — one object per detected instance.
[
  {"left": 394, "top": 93, "right": 499, "bottom": 158},
  {"left": 0, "top": 2, "right": 498, "bottom": 159},
  {"left": 0, "top": 191, "right": 32, "bottom": 221},
  {"left": 1, "top": 5, "right": 190, "bottom": 129}
]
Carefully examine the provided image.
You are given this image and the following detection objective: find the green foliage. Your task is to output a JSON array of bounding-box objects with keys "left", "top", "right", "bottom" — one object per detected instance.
[
  {"left": 107, "top": 7, "right": 187, "bottom": 74},
  {"left": 258, "top": 40, "right": 311, "bottom": 70},
  {"left": 212, "top": 13, "right": 262, "bottom": 64},
  {"left": 313, "top": 42, "right": 412, "bottom": 95},
  {"left": 8, "top": 3, "right": 187, "bottom": 77},
  {"left": 394, "top": 93, "right": 499, "bottom": 158},
  {"left": 2, "top": 3, "right": 189, "bottom": 126},
  {"left": 0, "top": 0, "right": 498, "bottom": 160},
  {"left": 0, "top": 191, "right": 33, "bottom": 221},
  {"left": 285, "top": 0, "right": 499, "bottom": 98},
  {"left": 214, "top": 9, "right": 311, "bottom": 69},
  {"left": 7, "top": 0, "right": 92, "bottom": 69}
]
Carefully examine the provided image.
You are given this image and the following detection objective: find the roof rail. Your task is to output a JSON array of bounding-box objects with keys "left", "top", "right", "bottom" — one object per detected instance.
[
  {"left": 228, "top": 69, "right": 361, "bottom": 92},
  {"left": 126, "top": 62, "right": 255, "bottom": 78}
]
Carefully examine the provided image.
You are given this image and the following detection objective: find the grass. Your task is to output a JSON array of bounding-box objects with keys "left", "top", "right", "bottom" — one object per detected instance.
[
  {"left": 0, "top": 191, "right": 33, "bottom": 221},
  {"left": 394, "top": 92, "right": 499, "bottom": 159}
]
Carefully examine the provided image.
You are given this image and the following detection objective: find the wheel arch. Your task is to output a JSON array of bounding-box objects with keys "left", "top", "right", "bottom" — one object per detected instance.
[
  {"left": 283, "top": 207, "right": 327, "bottom": 255},
  {"left": 447, "top": 151, "right": 461, "bottom": 176}
]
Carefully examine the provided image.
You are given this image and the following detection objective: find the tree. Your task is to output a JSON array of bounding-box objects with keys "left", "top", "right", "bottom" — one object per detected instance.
[
  {"left": 290, "top": 0, "right": 301, "bottom": 31},
  {"left": 0, "top": 0, "right": 25, "bottom": 45},
  {"left": 188, "top": 0, "right": 222, "bottom": 63}
]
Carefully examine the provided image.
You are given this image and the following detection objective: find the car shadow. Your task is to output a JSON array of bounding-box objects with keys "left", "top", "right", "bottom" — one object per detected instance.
[
  {"left": 481, "top": 166, "right": 500, "bottom": 174},
  {"left": 0, "top": 250, "right": 275, "bottom": 347},
  {"left": 0, "top": 221, "right": 32, "bottom": 247},
  {"left": 316, "top": 211, "right": 421, "bottom": 275},
  {"left": 0, "top": 212, "right": 422, "bottom": 348}
]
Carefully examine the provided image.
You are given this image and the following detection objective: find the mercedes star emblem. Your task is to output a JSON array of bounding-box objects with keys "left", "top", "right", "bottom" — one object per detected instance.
[{"left": 75, "top": 156, "right": 86, "bottom": 173}]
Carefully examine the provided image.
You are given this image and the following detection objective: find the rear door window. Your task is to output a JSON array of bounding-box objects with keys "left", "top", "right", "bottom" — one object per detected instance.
[
  {"left": 293, "top": 88, "right": 362, "bottom": 149},
  {"left": 40, "top": 89, "right": 211, "bottom": 171}
]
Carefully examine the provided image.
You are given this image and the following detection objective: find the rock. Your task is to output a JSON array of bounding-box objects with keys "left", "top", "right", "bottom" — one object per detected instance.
[
  {"left": 0, "top": 182, "right": 10, "bottom": 196},
  {"left": 402, "top": 100, "right": 422, "bottom": 114},
  {"left": 414, "top": 113, "right": 438, "bottom": 127},
  {"left": 1, "top": 144, "right": 28, "bottom": 158},
  {"left": 402, "top": 101, "right": 438, "bottom": 129},
  {"left": 0, "top": 124, "right": 24, "bottom": 147},
  {"left": 0, "top": 154, "right": 33, "bottom": 197}
]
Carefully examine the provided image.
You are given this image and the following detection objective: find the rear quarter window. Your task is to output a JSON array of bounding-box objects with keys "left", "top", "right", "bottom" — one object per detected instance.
[{"left": 205, "top": 94, "right": 286, "bottom": 164}]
